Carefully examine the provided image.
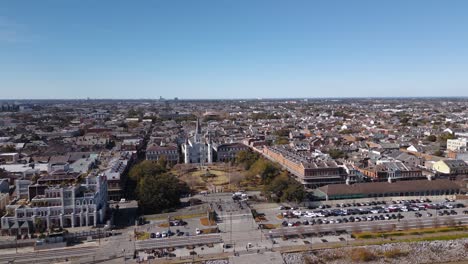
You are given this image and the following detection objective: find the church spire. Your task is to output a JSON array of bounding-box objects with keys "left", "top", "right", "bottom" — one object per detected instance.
[
  {"left": 194, "top": 118, "right": 202, "bottom": 142},
  {"left": 196, "top": 118, "right": 202, "bottom": 135}
]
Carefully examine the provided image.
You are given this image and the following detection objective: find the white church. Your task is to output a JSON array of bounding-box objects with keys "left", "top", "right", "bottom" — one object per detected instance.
[{"left": 181, "top": 119, "right": 213, "bottom": 164}]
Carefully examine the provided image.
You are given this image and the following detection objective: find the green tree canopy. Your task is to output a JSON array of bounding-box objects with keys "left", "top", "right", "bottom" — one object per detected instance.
[
  {"left": 281, "top": 182, "right": 306, "bottom": 203},
  {"left": 275, "top": 137, "right": 289, "bottom": 145},
  {"left": 129, "top": 160, "right": 167, "bottom": 181},
  {"left": 438, "top": 133, "right": 456, "bottom": 142},
  {"left": 137, "top": 173, "right": 189, "bottom": 213},
  {"left": 274, "top": 129, "right": 290, "bottom": 137},
  {"left": 328, "top": 149, "right": 346, "bottom": 159},
  {"left": 249, "top": 158, "right": 280, "bottom": 184},
  {"left": 263, "top": 171, "right": 305, "bottom": 203},
  {"left": 235, "top": 150, "right": 259, "bottom": 170}
]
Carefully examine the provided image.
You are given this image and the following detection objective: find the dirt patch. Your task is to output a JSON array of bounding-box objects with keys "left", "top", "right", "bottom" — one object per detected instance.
[
  {"left": 158, "top": 222, "right": 169, "bottom": 228},
  {"left": 261, "top": 224, "right": 278, "bottom": 230},
  {"left": 201, "top": 227, "right": 219, "bottom": 234},
  {"left": 200, "top": 217, "right": 217, "bottom": 226},
  {"left": 135, "top": 231, "right": 150, "bottom": 240}
]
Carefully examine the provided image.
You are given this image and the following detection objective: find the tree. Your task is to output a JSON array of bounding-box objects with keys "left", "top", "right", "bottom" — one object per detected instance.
[
  {"left": 249, "top": 159, "right": 280, "bottom": 184},
  {"left": 281, "top": 181, "right": 306, "bottom": 203},
  {"left": 438, "top": 133, "right": 456, "bottom": 142},
  {"left": 106, "top": 140, "right": 115, "bottom": 150},
  {"left": 264, "top": 173, "right": 289, "bottom": 201},
  {"left": 137, "top": 173, "right": 189, "bottom": 213},
  {"left": 274, "top": 129, "right": 290, "bottom": 137},
  {"left": 328, "top": 149, "right": 346, "bottom": 159},
  {"left": 263, "top": 171, "right": 305, "bottom": 203},
  {"left": 235, "top": 150, "right": 259, "bottom": 170},
  {"left": 157, "top": 156, "right": 168, "bottom": 169},
  {"left": 426, "top": 135, "right": 437, "bottom": 142},
  {"left": 129, "top": 160, "right": 167, "bottom": 181},
  {"left": 1, "top": 145, "right": 16, "bottom": 153},
  {"left": 34, "top": 218, "right": 47, "bottom": 233},
  {"left": 275, "top": 137, "right": 289, "bottom": 145},
  {"left": 0, "top": 168, "right": 7, "bottom": 178}
]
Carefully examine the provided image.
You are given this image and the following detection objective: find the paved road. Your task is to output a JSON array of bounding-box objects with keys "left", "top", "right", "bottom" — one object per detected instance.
[
  {"left": 135, "top": 234, "right": 223, "bottom": 250},
  {"left": 266, "top": 214, "right": 468, "bottom": 238},
  {"left": 0, "top": 246, "right": 98, "bottom": 264}
]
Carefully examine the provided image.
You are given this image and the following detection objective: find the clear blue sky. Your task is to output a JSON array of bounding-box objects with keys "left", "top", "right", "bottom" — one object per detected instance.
[{"left": 1, "top": 0, "right": 468, "bottom": 99}]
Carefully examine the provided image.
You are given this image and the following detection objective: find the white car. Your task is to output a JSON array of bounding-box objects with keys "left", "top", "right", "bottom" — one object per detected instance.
[
  {"left": 195, "top": 228, "right": 201, "bottom": 235},
  {"left": 292, "top": 211, "right": 302, "bottom": 216}
]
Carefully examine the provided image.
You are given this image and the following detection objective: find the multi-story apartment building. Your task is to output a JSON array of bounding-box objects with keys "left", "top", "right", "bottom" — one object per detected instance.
[
  {"left": 146, "top": 145, "right": 179, "bottom": 164},
  {"left": 357, "top": 160, "right": 423, "bottom": 182},
  {"left": 213, "top": 143, "right": 249, "bottom": 162},
  {"left": 262, "top": 145, "right": 344, "bottom": 188},
  {"left": 447, "top": 138, "right": 467, "bottom": 152},
  {"left": 1, "top": 175, "right": 107, "bottom": 237},
  {"left": 102, "top": 151, "right": 134, "bottom": 201},
  {"left": 433, "top": 159, "right": 468, "bottom": 175}
]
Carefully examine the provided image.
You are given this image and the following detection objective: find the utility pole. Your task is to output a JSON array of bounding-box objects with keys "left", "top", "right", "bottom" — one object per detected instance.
[
  {"left": 259, "top": 220, "right": 263, "bottom": 242},
  {"left": 228, "top": 159, "right": 231, "bottom": 191},
  {"left": 15, "top": 232, "right": 18, "bottom": 254},
  {"left": 229, "top": 212, "right": 233, "bottom": 246}
]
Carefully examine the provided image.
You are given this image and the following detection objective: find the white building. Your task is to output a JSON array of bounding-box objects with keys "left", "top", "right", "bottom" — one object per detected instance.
[
  {"left": 181, "top": 119, "right": 212, "bottom": 164},
  {"left": 1, "top": 175, "right": 107, "bottom": 236},
  {"left": 447, "top": 138, "right": 467, "bottom": 152}
]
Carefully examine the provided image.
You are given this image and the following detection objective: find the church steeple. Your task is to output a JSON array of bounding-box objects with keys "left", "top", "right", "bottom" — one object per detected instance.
[
  {"left": 196, "top": 118, "right": 202, "bottom": 135},
  {"left": 194, "top": 118, "right": 202, "bottom": 142}
]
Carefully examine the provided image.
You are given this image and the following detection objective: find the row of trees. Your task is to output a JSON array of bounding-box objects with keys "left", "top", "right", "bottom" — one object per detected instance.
[
  {"left": 129, "top": 159, "right": 190, "bottom": 214},
  {"left": 235, "top": 150, "right": 306, "bottom": 203}
]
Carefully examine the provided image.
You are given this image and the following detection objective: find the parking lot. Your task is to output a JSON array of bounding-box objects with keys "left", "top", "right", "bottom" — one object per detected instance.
[
  {"left": 133, "top": 195, "right": 468, "bottom": 262},
  {"left": 256, "top": 198, "right": 468, "bottom": 232}
]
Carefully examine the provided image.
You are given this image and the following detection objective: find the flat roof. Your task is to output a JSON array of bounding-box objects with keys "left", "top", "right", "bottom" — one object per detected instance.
[{"left": 318, "top": 179, "right": 460, "bottom": 197}]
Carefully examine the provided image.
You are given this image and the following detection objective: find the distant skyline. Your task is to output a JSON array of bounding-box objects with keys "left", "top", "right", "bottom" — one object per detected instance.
[{"left": 1, "top": 0, "right": 468, "bottom": 99}]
